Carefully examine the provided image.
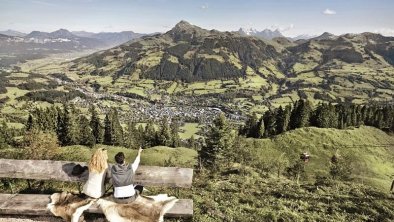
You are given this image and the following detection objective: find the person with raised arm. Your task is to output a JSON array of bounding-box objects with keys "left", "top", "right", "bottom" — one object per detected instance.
[{"left": 111, "top": 147, "right": 144, "bottom": 203}]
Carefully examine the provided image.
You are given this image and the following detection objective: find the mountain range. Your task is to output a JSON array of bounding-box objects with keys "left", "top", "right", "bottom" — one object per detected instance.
[
  {"left": 71, "top": 20, "right": 394, "bottom": 79},
  {"left": 0, "top": 29, "right": 147, "bottom": 67},
  {"left": 237, "top": 28, "right": 285, "bottom": 40},
  {"left": 66, "top": 20, "right": 394, "bottom": 104}
]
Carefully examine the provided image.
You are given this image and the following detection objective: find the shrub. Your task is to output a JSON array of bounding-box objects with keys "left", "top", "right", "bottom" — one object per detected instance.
[{"left": 23, "top": 130, "right": 59, "bottom": 160}]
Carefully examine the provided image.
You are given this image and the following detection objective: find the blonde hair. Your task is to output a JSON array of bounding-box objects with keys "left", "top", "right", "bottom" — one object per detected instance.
[{"left": 88, "top": 148, "right": 108, "bottom": 173}]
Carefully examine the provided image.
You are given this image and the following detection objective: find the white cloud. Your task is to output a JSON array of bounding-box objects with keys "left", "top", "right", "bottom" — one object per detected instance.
[
  {"left": 30, "top": 0, "right": 56, "bottom": 6},
  {"left": 374, "top": 28, "right": 394, "bottom": 36},
  {"left": 269, "top": 24, "right": 295, "bottom": 32},
  {"left": 200, "top": 4, "right": 208, "bottom": 10},
  {"left": 323, "top": 8, "right": 336, "bottom": 15}
]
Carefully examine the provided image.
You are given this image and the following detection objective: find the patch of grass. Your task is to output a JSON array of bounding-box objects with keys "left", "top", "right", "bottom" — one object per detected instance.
[
  {"left": 252, "top": 126, "right": 394, "bottom": 191},
  {"left": 179, "top": 123, "right": 201, "bottom": 139}
]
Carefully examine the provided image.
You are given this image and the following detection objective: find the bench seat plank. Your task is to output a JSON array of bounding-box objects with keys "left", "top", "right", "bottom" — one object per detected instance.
[
  {"left": 0, "top": 194, "right": 193, "bottom": 218},
  {"left": 0, "top": 159, "right": 193, "bottom": 188}
]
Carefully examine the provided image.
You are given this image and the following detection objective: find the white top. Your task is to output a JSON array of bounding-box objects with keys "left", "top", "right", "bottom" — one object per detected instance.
[
  {"left": 114, "top": 184, "right": 135, "bottom": 198},
  {"left": 131, "top": 152, "right": 141, "bottom": 173},
  {"left": 82, "top": 170, "right": 106, "bottom": 198}
]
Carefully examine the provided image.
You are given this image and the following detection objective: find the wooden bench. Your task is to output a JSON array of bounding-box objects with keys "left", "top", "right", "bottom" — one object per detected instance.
[{"left": 0, "top": 159, "right": 193, "bottom": 218}]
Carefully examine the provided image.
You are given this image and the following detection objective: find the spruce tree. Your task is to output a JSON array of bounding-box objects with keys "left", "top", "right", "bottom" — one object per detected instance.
[
  {"left": 125, "top": 121, "right": 138, "bottom": 148},
  {"left": 188, "top": 135, "right": 198, "bottom": 150},
  {"left": 276, "top": 106, "right": 290, "bottom": 134},
  {"left": 199, "top": 113, "right": 236, "bottom": 169},
  {"left": 79, "top": 115, "right": 95, "bottom": 147},
  {"left": 109, "top": 108, "right": 124, "bottom": 146},
  {"left": 89, "top": 105, "right": 103, "bottom": 144},
  {"left": 256, "top": 117, "right": 265, "bottom": 138},
  {"left": 157, "top": 116, "right": 172, "bottom": 146},
  {"left": 263, "top": 110, "right": 277, "bottom": 137},
  {"left": 170, "top": 119, "right": 180, "bottom": 147},
  {"left": 56, "top": 107, "right": 66, "bottom": 145},
  {"left": 243, "top": 113, "right": 259, "bottom": 137},
  {"left": 0, "top": 121, "right": 9, "bottom": 148},
  {"left": 63, "top": 105, "right": 79, "bottom": 145},
  {"left": 26, "top": 114, "right": 36, "bottom": 132},
  {"left": 135, "top": 124, "right": 145, "bottom": 147},
  {"left": 144, "top": 120, "right": 156, "bottom": 147},
  {"left": 103, "top": 113, "right": 112, "bottom": 145},
  {"left": 289, "top": 100, "right": 312, "bottom": 129}
]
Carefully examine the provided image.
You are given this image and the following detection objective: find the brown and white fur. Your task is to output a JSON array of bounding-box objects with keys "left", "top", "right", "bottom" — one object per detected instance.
[
  {"left": 96, "top": 194, "right": 178, "bottom": 222},
  {"left": 47, "top": 192, "right": 95, "bottom": 222}
]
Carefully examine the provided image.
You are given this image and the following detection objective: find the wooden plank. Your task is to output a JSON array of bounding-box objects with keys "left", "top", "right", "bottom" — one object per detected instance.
[
  {"left": 0, "top": 194, "right": 50, "bottom": 215},
  {"left": 0, "top": 159, "right": 193, "bottom": 188},
  {"left": 0, "top": 194, "right": 193, "bottom": 218},
  {"left": 0, "top": 194, "right": 15, "bottom": 208}
]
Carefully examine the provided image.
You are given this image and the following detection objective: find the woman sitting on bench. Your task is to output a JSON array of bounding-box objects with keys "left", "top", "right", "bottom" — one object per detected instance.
[{"left": 82, "top": 148, "right": 109, "bottom": 198}]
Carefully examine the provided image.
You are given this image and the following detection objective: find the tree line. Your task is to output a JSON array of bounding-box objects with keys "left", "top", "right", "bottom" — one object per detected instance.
[
  {"left": 25, "top": 104, "right": 181, "bottom": 148},
  {"left": 240, "top": 100, "right": 394, "bottom": 138}
]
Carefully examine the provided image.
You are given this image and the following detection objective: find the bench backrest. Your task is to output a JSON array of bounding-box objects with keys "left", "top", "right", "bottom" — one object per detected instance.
[{"left": 0, "top": 159, "right": 193, "bottom": 188}]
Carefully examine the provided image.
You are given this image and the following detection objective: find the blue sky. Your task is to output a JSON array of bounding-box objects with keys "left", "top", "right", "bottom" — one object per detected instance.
[{"left": 1, "top": 0, "right": 393, "bottom": 37}]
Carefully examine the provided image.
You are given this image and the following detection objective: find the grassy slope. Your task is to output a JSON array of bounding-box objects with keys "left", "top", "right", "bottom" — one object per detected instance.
[
  {"left": 0, "top": 127, "right": 393, "bottom": 221},
  {"left": 249, "top": 126, "right": 394, "bottom": 190}
]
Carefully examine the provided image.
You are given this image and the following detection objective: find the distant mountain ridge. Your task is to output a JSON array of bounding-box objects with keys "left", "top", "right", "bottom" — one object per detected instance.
[
  {"left": 0, "top": 28, "right": 148, "bottom": 67},
  {"left": 65, "top": 20, "right": 394, "bottom": 105},
  {"left": 0, "top": 29, "right": 26, "bottom": 37},
  {"left": 72, "top": 20, "right": 282, "bottom": 82},
  {"left": 238, "top": 27, "right": 284, "bottom": 40}
]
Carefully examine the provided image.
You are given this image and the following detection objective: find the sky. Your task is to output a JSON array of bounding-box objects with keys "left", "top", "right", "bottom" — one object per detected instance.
[{"left": 0, "top": 0, "right": 394, "bottom": 37}]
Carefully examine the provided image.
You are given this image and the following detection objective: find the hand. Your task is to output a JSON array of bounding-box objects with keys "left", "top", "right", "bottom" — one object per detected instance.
[{"left": 138, "top": 147, "right": 143, "bottom": 154}]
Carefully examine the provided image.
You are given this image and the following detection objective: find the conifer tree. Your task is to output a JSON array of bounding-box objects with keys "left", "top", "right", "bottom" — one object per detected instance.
[
  {"left": 63, "top": 104, "right": 79, "bottom": 145},
  {"left": 170, "top": 119, "right": 180, "bottom": 147},
  {"left": 199, "top": 113, "right": 236, "bottom": 168},
  {"left": 283, "top": 105, "right": 292, "bottom": 132},
  {"left": 276, "top": 106, "right": 291, "bottom": 134},
  {"left": 89, "top": 105, "right": 103, "bottom": 144},
  {"left": 263, "top": 110, "right": 277, "bottom": 137},
  {"left": 125, "top": 121, "right": 138, "bottom": 148},
  {"left": 56, "top": 107, "right": 65, "bottom": 144},
  {"left": 103, "top": 113, "right": 112, "bottom": 145},
  {"left": 256, "top": 117, "right": 265, "bottom": 138},
  {"left": 243, "top": 113, "right": 259, "bottom": 137},
  {"left": 79, "top": 115, "right": 95, "bottom": 147},
  {"left": 157, "top": 116, "right": 172, "bottom": 146},
  {"left": 26, "top": 114, "right": 36, "bottom": 132},
  {"left": 135, "top": 124, "right": 145, "bottom": 147},
  {"left": 56, "top": 105, "right": 78, "bottom": 146},
  {"left": 0, "top": 121, "right": 10, "bottom": 148},
  {"left": 360, "top": 105, "right": 367, "bottom": 125},
  {"left": 109, "top": 108, "right": 124, "bottom": 146},
  {"left": 289, "top": 100, "right": 312, "bottom": 129},
  {"left": 311, "top": 103, "right": 337, "bottom": 128},
  {"left": 144, "top": 120, "right": 156, "bottom": 147},
  {"left": 188, "top": 135, "right": 198, "bottom": 150},
  {"left": 391, "top": 117, "right": 394, "bottom": 132}
]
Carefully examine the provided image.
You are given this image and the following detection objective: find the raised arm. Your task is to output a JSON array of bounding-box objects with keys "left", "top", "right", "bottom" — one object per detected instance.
[{"left": 131, "top": 147, "right": 143, "bottom": 173}]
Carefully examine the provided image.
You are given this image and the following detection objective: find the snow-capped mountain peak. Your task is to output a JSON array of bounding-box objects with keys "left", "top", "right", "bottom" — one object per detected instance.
[{"left": 238, "top": 27, "right": 284, "bottom": 39}]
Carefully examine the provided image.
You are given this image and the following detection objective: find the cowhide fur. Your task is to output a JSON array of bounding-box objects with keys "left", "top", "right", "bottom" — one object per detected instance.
[
  {"left": 96, "top": 194, "right": 178, "bottom": 222},
  {"left": 47, "top": 192, "right": 95, "bottom": 222}
]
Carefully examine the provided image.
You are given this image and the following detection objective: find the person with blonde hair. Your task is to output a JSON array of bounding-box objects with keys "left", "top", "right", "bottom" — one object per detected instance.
[{"left": 82, "top": 148, "right": 109, "bottom": 198}]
